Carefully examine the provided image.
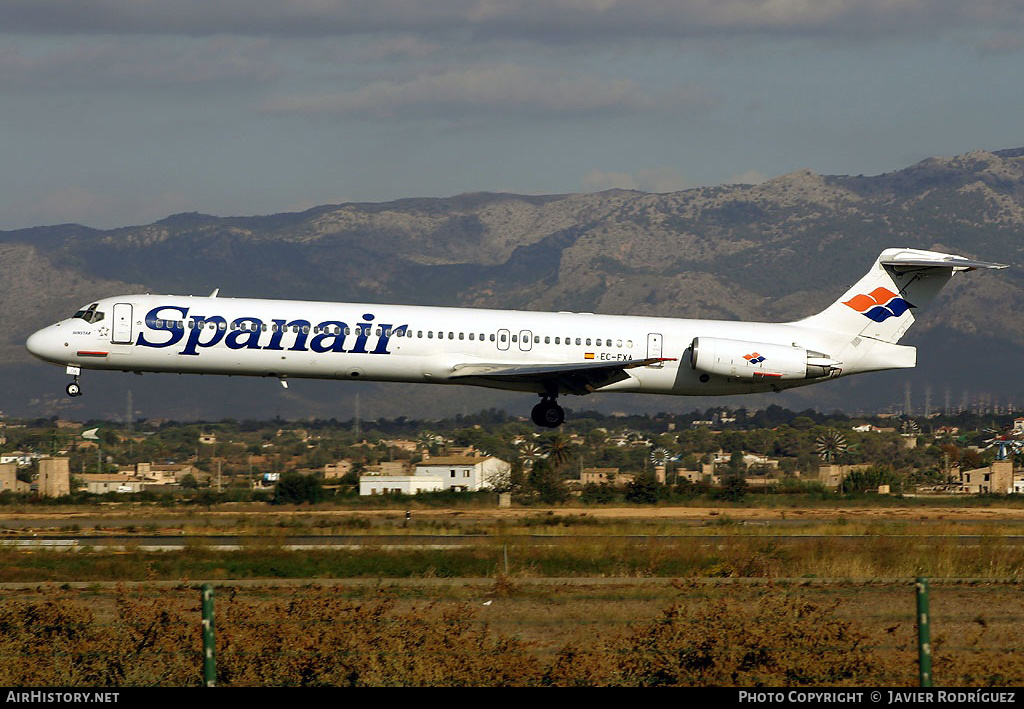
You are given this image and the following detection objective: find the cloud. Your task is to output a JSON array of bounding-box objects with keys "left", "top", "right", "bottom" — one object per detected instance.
[
  {"left": 723, "top": 169, "right": 769, "bottom": 185},
  {"left": 582, "top": 167, "right": 696, "bottom": 193},
  {"left": 5, "top": 187, "right": 192, "bottom": 229},
  {"left": 262, "top": 64, "right": 699, "bottom": 121},
  {"left": 2, "top": 1, "right": 1021, "bottom": 43},
  {"left": 978, "top": 31, "right": 1024, "bottom": 55},
  {"left": 0, "top": 36, "right": 280, "bottom": 90}
]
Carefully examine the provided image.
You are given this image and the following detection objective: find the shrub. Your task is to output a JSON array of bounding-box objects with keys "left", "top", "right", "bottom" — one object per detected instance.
[
  {"left": 611, "top": 591, "right": 885, "bottom": 686},
  {"left": 548, "top": 590, "right": 889, "bottom": 686}
]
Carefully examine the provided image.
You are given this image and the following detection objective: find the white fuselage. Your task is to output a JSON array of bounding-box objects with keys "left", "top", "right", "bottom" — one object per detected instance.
[{"left": 25, "top": 293, "right": 882, "bottom": 398}]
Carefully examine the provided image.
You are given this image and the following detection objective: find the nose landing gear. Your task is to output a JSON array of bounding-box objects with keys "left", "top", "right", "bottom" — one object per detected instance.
[{"left": 65, "top": 365, "right": 82, "bottom": 397}]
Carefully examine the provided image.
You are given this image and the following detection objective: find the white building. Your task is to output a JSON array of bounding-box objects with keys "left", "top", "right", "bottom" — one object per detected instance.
[
  {"left": 414, "top": 455, "right": 510, "bottom": 492},
  {"left": 359, "top": 475, "right": 445, "bottom": 496},
  {"left": 359, "top": 455, "right": 510, "bottom": 495},
  {"left": 80, "top": 474, "right": 148, "bottom": 494}
]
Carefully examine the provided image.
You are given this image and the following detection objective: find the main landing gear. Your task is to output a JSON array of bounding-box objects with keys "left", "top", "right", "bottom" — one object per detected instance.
[{"left": 531, "top": 396, "right": 565, "bottom": 428}]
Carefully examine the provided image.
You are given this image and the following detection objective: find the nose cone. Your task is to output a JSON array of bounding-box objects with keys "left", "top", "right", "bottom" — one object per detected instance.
[{"left": 26, "top": 326, "right": 60, "bottom": 362}]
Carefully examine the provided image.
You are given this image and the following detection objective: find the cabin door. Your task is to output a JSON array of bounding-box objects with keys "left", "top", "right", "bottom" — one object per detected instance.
[{"left": 112, "top": 303, "right": 134, "bottom": 344}]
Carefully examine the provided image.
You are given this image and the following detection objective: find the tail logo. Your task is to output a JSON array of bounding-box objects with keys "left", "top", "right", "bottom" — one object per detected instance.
[
  {"left": 843, "top": 287, "right": 914, "bottom": 323},
  {"left": 744, "top": 353, "right": 765, "bottom": 364}
]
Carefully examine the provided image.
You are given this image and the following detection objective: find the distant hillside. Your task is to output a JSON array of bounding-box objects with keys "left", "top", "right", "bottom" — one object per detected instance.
[{"left": 5, "top": 148, "right": 1024, "bottom": 421}]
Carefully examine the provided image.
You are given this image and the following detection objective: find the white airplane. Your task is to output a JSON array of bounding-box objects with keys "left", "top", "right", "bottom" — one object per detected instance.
[{"left": 25, "top": 248, "right": 1005, "bottom": 428}]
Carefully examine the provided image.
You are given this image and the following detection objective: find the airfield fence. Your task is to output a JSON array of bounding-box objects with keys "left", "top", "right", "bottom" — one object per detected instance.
[{"left": 0, "top": 577, "right": 1020, "bottom": 687}]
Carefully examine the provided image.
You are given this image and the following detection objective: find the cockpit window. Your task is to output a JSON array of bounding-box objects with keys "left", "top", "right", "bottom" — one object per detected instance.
[{"left": 72, "top": 303, "right": 105, "bottom": 324}]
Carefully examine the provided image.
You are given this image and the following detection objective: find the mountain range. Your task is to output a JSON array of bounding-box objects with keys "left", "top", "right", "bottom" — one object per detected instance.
[{"left": 4, "top": 147, "right": 1024, "bottom": 423}]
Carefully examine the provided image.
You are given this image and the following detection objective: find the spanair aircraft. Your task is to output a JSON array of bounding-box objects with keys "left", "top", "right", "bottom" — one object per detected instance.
[{"left": 25, "top": 248, "right": 1005, "bottom": 428}]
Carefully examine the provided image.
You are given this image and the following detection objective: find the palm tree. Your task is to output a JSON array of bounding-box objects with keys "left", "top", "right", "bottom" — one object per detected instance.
[{"left": 541, "top": 433, "right": 574, "bottom": 471}]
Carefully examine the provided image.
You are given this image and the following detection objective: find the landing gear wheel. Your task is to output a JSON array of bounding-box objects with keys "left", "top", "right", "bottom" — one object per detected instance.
[
  {"left": 66, "top": 382, "right": 81, "bottom": 397},
  {"left": 531, "top": 399, "right": 565, "bottom": 428}
]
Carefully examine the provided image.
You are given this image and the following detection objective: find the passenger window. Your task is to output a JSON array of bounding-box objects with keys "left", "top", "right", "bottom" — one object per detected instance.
[
  {"left": 575, "top": 337, "right": 581, "bottom": 345},
  {"left": 586, "top": 338, "right": 591, "bottom": 346}
]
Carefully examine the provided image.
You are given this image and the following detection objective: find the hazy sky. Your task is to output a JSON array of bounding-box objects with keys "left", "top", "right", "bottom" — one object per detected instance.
[{"left": 2, "top": 1, "right": 1023, "bottom": 230}]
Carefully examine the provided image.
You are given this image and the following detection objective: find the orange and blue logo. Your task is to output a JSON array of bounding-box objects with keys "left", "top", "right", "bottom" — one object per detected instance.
[
  {"left": 843, "top": 287, "right": 914, "bottom": 323},
  {"left": 744, "top": 352, "right": 765, "bottom": 364}
]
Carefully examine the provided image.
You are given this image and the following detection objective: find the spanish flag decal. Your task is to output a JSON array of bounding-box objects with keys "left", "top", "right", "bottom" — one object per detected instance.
[{"left": 584, "top": 353, "right": 595, "bottom": 360}]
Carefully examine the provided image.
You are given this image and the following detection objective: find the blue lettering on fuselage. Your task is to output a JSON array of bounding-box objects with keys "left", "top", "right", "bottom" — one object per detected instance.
[
  {"left": 137, "top": 306, "right": 188, "bottom": 348},
  {"left": 135, "top": 306, "right": 406, "bottom": 356}
]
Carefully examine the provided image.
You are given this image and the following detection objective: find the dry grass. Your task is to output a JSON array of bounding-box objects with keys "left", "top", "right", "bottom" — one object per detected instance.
[
  {"left": 0, "top": 581, "right": 1022, "bottom": 687},
  {"left": 1, "top": 506, "right": 1023, "bottom": 686}
]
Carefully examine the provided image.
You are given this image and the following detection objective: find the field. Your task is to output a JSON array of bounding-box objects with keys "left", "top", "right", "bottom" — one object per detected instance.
[{"left": 1, "top": 502, "right": 1023, "bottom": 686}]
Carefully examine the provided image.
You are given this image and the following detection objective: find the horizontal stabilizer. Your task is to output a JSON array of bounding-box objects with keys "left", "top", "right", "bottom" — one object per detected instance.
[{"left": 879, "top": 256, "right": 1008, "bottom": 272}]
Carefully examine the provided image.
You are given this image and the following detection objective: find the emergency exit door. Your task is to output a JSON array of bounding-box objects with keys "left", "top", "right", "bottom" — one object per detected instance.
[{"left": 647, "top": 332, "right": 663, "bottom": 367}]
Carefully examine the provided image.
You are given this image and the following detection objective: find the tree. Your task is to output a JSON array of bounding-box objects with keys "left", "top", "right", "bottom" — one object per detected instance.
[
  {"left": 841, "top": 465, "right": 899, "bottom": 494},
  {"left": 273, "top": 473, "right": 324, "bottom": 505},
  {"left": 581, "top": 483, "right": 617, "bottom": 504},
  {"left": 541, "top": 433, "right": 574, "bottom": 470},
  {"left": 624, "top": 473, "right": 662, "bottom": 504},
  {"left": 716, "top": 474, "right": 748, "bottom": 501},
  {"left": 725, "top": 450, "right": 746, "bottom": 474},
  {"left": 526, "top": 458, "right": 568, "bottom": 504}
]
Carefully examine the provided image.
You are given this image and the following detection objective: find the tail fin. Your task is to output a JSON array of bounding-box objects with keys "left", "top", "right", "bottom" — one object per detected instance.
[{"left": 793, "top": 248, "right": 1007, "bottom": 344}]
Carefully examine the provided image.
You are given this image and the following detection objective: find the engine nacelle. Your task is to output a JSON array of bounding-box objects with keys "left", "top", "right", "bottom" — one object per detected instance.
[{"left": 690, "top": 337, "right": 839, "bottom": 380}]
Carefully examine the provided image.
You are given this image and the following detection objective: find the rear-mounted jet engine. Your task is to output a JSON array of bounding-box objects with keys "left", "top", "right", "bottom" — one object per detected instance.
[{"left": 690, "top": 337, "right": 840, "bottom": 380}]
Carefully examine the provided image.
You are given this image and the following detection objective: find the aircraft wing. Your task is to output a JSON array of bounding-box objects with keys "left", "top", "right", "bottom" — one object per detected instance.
[{"left": 449, "top": 357, "right": 676, "bottom": 395}]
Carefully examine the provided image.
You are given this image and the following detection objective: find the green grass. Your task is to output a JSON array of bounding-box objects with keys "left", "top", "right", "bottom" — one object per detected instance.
[{"left": 3, "top": 530, "right": 1024, "bottom": 582}]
